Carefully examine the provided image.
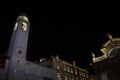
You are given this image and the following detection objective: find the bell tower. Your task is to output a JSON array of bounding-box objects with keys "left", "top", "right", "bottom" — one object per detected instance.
[{"left": 7, "top": 13, "right": 30, "bottom": 80}]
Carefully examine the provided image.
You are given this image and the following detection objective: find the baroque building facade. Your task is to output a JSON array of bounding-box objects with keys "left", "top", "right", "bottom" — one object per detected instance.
[
  {"left": 39, "top": 55, "right": 89, "bottom": 80},
  {"left": 92, "top": 34, "right": 120, "bottom": 80}
]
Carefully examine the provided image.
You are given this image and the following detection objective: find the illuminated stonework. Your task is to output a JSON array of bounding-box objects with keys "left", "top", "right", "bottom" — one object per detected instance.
[
  {"left": 14, "top": 15, "right": 29, "bottom": 31},
  {"left": 22, "top": 22, "right": 27, "bottom": 31},
  {"left": 39, "top": 55, "right": 89, "bottom": 80},
  {"left": 92, "top": 35, "right": 120, "bottom": 63},
  {"left": 17, "top": 16, "right": 29, "bottom": 22},
  {"left": 92, "top": 35, "right": 120, "bottom": 80},
  {"left": 14, "top": 22, "right": 18, "bottom": 31}
]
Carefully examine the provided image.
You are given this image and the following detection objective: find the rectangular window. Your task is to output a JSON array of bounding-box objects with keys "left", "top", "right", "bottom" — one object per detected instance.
[
  {"left": 64, "top": 65, "right": 66, "bottom": 71},
  {"left": 56, "top": 63, "right": 60, "bottom": 69},
  {"left": 67, "top": 66, "right": 70, "bottom": 72},
  {"left": 57, "top": 73, "right": 61, "bottom": 80}
]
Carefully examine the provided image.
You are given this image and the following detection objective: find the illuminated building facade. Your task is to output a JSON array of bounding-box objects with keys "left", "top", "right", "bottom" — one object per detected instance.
[
  {"left": 0, "top": 14, "right": 57, "bottom": 80},
  {"left": 92, "top": 34, "right": 120, "bottom": 80},
  {"left": 39, "top": 55, "right": 89, "bottom": 80}
]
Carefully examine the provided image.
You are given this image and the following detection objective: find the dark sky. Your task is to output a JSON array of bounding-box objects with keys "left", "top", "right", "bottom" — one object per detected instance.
[{"left": 0, "top": 7, "right": 119, "bottom": 75}]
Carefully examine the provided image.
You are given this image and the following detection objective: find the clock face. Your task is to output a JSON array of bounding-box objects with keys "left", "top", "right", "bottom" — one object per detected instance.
[{"left": 15, "top": 48, "right": 25, "bottom": 58}]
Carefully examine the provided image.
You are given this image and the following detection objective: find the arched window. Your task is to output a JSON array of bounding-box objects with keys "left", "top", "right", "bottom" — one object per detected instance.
[{"left": 22, "top": 22, "right": 27, "bottom": 31}]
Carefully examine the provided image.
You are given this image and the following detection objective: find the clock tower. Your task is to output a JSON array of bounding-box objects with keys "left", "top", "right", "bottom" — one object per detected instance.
[{"left": 7, "top": 13, "right": 30, "bottom": 80}]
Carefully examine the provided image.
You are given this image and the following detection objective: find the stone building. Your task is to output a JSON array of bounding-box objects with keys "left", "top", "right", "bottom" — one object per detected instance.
[
  {"left": 39, "top": 55, "right": 89, "bottom": 80},
  {"left": 0, "top": 14, "right": 57, "bottom": 80},
  {"left": 0, "top": 13, "right": 91, "bottom": 80},
  {"left": 92, "top": 33, "right": 120, "bottom": 80}
]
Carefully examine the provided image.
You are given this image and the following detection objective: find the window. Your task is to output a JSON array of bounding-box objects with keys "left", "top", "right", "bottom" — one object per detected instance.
[
  {"left": 67, "top": 66, "right": 70, "bottom": 72},
  {"left": 57, "top": 73, "right": 61, "bottom": 80},
  {"left": 80, "top": 72, "right": 82, "bottom": 76},
  {"left": 22, "top": 22, "right": 27, "bottom": 31},
  {"left": 64, "top": 65, "right": 66, "bottom": 71},
  {"left": 65, "top": 74, "right": 68, "bottom": 80},
  {"left": 71, "top": 68, "right": 73, "bottom": 73},
  {"left": 75, "top": 69, "right": 77, "bottom": 75},
  {"left": 56, "top": 63, "right": 60, "bottom": 69},
  {"left": 86, "top": 74, "right": 88, "bottom": 78}
]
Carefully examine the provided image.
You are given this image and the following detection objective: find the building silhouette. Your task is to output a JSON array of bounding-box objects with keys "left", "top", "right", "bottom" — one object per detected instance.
[
  {"left": 0, "top": 14, "right": 90, "bottom": 80},
  {"left": 92, "top": 33, "right": 120, "bottom": 80},
  {"left": 39, "top": 55, "right": 89, "bottom": 80}
]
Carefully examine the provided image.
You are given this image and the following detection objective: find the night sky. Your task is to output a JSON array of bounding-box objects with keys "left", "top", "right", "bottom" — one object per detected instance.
[{"left": 0, "top": 7, "right": 119, "bottom": 75}]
